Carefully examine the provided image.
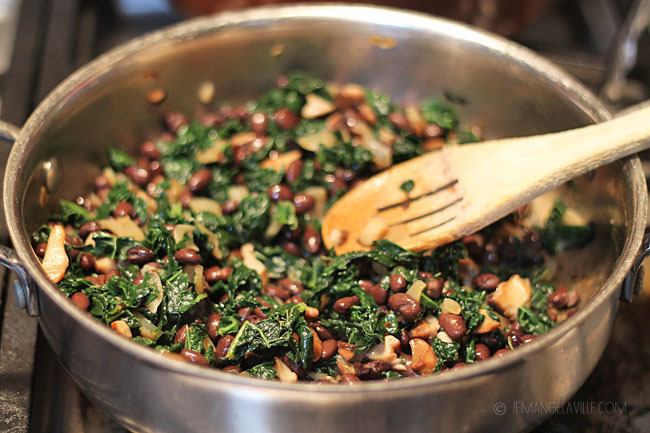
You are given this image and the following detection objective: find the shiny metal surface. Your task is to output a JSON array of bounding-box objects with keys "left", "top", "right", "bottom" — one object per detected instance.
[{"left": 1, "top": 4, "right": 647, "bottom": 433}]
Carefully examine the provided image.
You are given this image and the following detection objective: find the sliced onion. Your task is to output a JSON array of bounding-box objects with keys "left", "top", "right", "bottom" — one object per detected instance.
[
  {"left": 261, "top": 149, "right": 301, "bottom": 172},
  {"left": 406, "top": 280, "right": 426, "bottom": 302},
  {"left": 172, "top": 224, "right": 199, "bottom": 250},
  {"left": 362, "top": 136, "right": 392, "bottom": 169},
  {"left": 98, "top": 216, "right": 145, "bottom": 241},
  {"left": 144, "top": 272, "right": 164, "bottom": 314},
  {"left": 195, "top": 139, "right": 227, "bottom": 164},
  {"left": 133, "top": 311, "right": 161, "bottom": 340}
]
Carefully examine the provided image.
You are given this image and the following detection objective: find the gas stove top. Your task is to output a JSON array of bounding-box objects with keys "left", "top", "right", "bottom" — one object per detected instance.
[{"left": 0, "top": 1, "right": 649, "bottom": 432}]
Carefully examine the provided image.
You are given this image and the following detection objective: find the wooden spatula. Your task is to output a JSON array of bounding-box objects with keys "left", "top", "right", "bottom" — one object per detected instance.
[{"left": 322, "top": 104, "right": 650, "bottom": 254}]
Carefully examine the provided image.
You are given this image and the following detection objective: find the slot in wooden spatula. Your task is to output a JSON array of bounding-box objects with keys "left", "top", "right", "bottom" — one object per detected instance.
[{"left": 322, "top": 104, "right": 650, "bottom": 254}]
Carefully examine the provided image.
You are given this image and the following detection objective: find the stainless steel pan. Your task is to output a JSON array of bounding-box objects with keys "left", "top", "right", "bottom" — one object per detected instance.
[{"left": 0, "top": 4, "right": 648, "bottom": 433}]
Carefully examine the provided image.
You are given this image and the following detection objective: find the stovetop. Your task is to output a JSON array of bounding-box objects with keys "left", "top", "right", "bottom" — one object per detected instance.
[{"left": 1, "top": 1, "right": 650, "bottom": 432}]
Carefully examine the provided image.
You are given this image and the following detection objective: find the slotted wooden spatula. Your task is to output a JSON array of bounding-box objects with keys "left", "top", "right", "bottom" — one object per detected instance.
[{"left": 322, "top": 104, "right": 650, "bottom": 254}]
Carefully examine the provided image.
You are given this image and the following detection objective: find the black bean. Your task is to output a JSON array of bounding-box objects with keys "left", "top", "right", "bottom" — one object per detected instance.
[{"left": 425, "top": 278, "right": 443, "bottom": 299}]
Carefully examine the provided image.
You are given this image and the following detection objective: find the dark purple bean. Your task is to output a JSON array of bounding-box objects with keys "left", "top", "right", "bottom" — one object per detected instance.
[
  {"left": 140, "top": 140, "right": 161, "bottom": 160},
  {"left": 388, "top": 293, "right": 421, "bottom": 322},
  {"left": 321, "top": 339, "right": 338, "bottom": 360},
  {"left": 164, "top": 111, "right": 189, "bottom": 133},
  {"left": 293, "top": 194, "right": 315, "bottom": 214},
  {"left": 399, "top": 329, "right": 410, "bottom": 353},
  {"left": 253, "top": 307, "right": 267, "bottom": 320},
  {"left": 475, "top": 343, "right": 491, "bottom": 361},
  {"left": 364, "top": 284, "right": 388, "bottom": 305},
  {"left": 334, "top": 296, "right": 360, "bottom": 314},
  {"left": 323, "top": 174, "right": 347, "bottom": 194},
  {"left": 439, "top": 313, "right": 467, "bottom": 340},
  {"left": 203, "top": 266, "right": 232, "bottom": 284},
  {"left": 207, "top": 313, "right": 222, "bottom": 342},
  {"left": 285, "top": 159, "right": 303, "bottom": 183},
  {"left": 70, "top": 292, "right": 90, "bottom": 311},
  {"left": 452, "top": 362, "right": 466, "bottom": 370},
  {"left": 520, "top": 334, "right": 536, "bottom": 344},
  {"left": 180, "top": 349, "right": 210, "bottom": 367},
  {"left": 113, "top": 201, "right": 134, "bottom": 218},
  {"left": 278, "top": 278, "right": 304, "bottom": 295},
  {"left": 274, "top": 108, "right": 300, "bottom": 130},
  {"left": 35, "top": 242, "right": 47, "bottom": 258},
  {"left": 220, "top": 200, "right": 238, "bottom": 215},
  {"left": 215, "top": 335, "right": 234, "bottom": 359},
  {"left": 388, "top": 112, "right": 410, "bottom": 131},
  {"left": 238, "top": 307, "right": 251, "bottom": 321},
  {"left": 283, "top": 241, "right": 302, "bottom": 257},
  {"left": 174, "top": 248, "right": 201, "bottom": 265},
  {"left": 179, "top": 190, "right": 193, "bottom": 209},
  {"left": 265, "top": 284, "right": 291, "bottom": 301},
  {"left": 105, "top": 269, "right": 122, "bottom": 280},
  {"left": 311, "top": 323, "right": 333, "bottom": 341},
  {"left": 79, "top": 253, "right": 96, "bottom": 273},
  {"left": 251, "top": 112, "right": 268, "bottom": 135},
  {"left": 493, "top": 348, "right": 511, "bottom": 358},
  {"left": 126, "top": 246, "right": 155, "bottom": 265},
  {"left": 549, "top": 287, "right": 579, "bottom": 309},
  {"left": 173, "top": 325, "right": 188, "bottom": 345},
  {"left": 425, "top": 278, "right": 443, "bottom": 299},
  {"left": 149, "top": 160, "right": 163, "bottom": 176},
  {"left": 423, "top": 123, "right": 444, "bottom": 139},
  {"left": 389, "top": 273, "right": 407, "bottom": 292},
  {"left": 302, "top": 228, "right": 321, "bottom": 255},
  {"left": 125, "top": 165, "right": 150, "bottom": 186},
  {"left": 473, "top": 273, "right": 500, "bottom": 291},
  {"left": 462, "top": 233, "right": 485, "bottom": 260},
  {"left": 341, "top": 373, "right": 361, "bottom": 384},
  {"left": 355, "top": 361, "right": 391, "bottom": 380},
  {"left": 187, "top": 168, "right": 212, "bottom": 193},
  {"left": 482, "top": 242, "right": 499, "bottom": 265},
  {"left": 477, "top": 335, "right": 500, "bottom": 353},
  {"left": 79, "top": 221, "right": 99, "bottom": 238},
  {"left": 94, "top": 174, "right": 111, "bottom": 190},
  {"left": 266, "top": 184, "right": 293, "bottom": 201}
]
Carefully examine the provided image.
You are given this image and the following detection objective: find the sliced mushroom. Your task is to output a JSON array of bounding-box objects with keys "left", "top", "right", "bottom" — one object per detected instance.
[
  {"left": 241, "top": 243, "right": 268, "bottom": 286},
  {"left": 40, "top": 224, "right": 69, "bottom": 283},
  {"left": 409, "top": 315, "right": 440, "bottom": 340},
  {"left": 230, "top": 132, "right": 257, "bottom": 147},
  {"left": 301, "top": 93, "right": 335, "bottom": 119},
  {"left": 475, "top": 308, "right": 501, "bottom": 334},
  {"left": 487, "top": 274, "right": 532, "bottom": 320},
  {"left": 366, "top": 335, "right": 400, "bottom": 363},
  {"left": 98, "top": 216, "right": 145, "bottom": 241},
  {"left": 409, "top": 338, "right": 437, "bottom": 375}
]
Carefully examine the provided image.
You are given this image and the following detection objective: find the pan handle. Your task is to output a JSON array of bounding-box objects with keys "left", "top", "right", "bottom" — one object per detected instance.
[
  {"left": 0, "top": 120, "right": 40, "bottom": 317},
  {"left": 620, "top": 231, "right": 650, "bottom": 302}
]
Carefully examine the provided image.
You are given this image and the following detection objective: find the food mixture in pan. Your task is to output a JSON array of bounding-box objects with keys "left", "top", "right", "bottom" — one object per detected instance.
[{"left": 33, "top": 74, "right": 594, "bottom": 383}]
